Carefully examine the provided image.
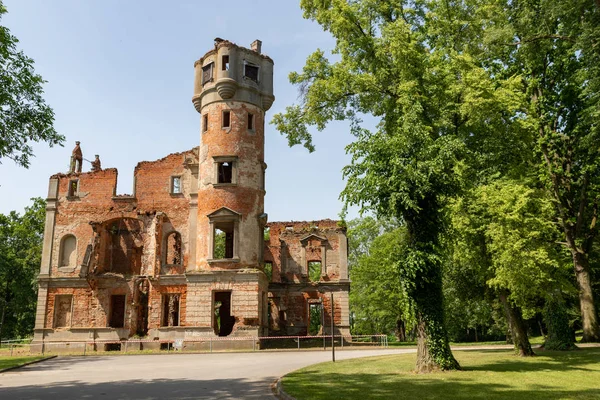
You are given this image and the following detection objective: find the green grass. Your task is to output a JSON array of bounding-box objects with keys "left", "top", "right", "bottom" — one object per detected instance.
[
  {"left": 0, "top": 356, "right": 47, "bottom": 371},
  {"left": 387, "top": 335, "right": 545, "bottom": 347},
  {"left": 282, "top": 348, "right": 600, "bottom": 400}
]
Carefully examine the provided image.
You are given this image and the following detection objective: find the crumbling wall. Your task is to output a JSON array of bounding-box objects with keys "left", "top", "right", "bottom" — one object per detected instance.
[{"left": 265, "top": 220, "right": 346, "bottom": 283}]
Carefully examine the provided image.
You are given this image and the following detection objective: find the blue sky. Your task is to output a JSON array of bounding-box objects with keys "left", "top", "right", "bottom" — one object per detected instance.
[{"left": 0, "top": 0, "right": 364, "bottom": 222}]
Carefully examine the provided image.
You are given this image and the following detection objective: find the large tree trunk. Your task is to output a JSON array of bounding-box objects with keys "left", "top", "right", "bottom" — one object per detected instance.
[
  {"left": 413, "top": 265, "right": 461, "bottom": 372},
  {"left": 572, "top": 251, "right": 600, "bottom": 342},
  {"left": 499, "top": 291, "right": 535, "bottom": 356},
  {"left": 405, "top": 198, "right": 460, "bottom": 373}
]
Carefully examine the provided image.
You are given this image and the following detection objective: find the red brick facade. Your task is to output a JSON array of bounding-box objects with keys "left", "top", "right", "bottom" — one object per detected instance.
[{"left": 34, "top": 39, "right": 349, "bottom": 346}]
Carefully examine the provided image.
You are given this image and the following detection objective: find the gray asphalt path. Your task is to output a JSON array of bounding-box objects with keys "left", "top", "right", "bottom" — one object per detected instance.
[{"left": 0, "top": 348, "right": 414, "bottom": 399}]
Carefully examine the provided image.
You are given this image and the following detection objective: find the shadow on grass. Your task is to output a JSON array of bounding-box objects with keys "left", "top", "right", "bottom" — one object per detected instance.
[
  {"left": 283, "top": 349, "right": 600, "bottom": 400},
  {"left": 284, "top": 370, "right": 600, "bottom": 400},
  {"left": 0, "top": 377, "right": 272, "bottom": 399},
  {"left": 465, "top": 348, "right": 600, "bottom": 373}
]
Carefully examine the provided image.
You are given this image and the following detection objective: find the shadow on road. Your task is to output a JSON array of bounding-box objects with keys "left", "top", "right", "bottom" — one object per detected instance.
[{"left": 0, "top": 377, "right": 273, "bottom": 399}]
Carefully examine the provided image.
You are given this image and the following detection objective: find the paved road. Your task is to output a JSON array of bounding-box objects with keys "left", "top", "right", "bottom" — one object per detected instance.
[{"left": 0, "top": 348, "right": 415, "bottom": 399}]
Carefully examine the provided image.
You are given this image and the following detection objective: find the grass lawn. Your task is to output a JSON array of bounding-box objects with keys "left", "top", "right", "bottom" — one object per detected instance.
[
  {"left": 282, "top": 348, "right": 600, "bottom": 400},
  {"left": 0, "top": 356, "right": 47, "bottom": 371}
]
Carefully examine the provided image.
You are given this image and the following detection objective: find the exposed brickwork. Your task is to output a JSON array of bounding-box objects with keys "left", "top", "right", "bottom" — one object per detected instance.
[{"left": 34, "top": 39, "right": 350, "bottom": 347}]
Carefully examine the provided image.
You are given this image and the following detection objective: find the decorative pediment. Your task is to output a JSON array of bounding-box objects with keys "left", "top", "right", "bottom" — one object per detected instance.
[
  {"left": 207, "top": 207, "right": 241, "bottom": 221},
  {"left": 299, "top": 233, "right": 327, "bottom": 245}
]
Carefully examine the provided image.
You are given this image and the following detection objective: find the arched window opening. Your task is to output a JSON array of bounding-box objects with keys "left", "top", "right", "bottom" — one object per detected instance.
[
  {"left": 165, "top": 231, "right": 182, "bottom": 265},
  {"left": 60, "top": 235, "right": 77, "bottom": 267}
]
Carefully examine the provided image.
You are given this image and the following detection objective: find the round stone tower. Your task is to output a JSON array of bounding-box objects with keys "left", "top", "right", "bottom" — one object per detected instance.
[{"left": 192, "top": 38, "right": 274, "bottom": 272}]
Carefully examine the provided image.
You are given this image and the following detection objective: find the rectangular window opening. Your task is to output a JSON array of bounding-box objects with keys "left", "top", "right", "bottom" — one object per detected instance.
[
  {"left": 161, "top": 294, "right": 180, "bottom": 327},
  {"left": 264, "top": 262, "right": 273, "bottom": 282},
  {"left": 109, "top": 294, "right": 126, "bottom": 328},
  {"left": 214, "top": 224, "right": 234, "bottom": 259},
  {"left": 68, "top": 180, "right": 78, "bottom": 197},
  {"left": 202, "top": 62, "right": 214, "bottom": 85},
  {"left": 222, "top": 55, "right": 229, "bottom": 71},
  {"left": 222, "top": 110, "right": 231, "bottom": 128},
  {"left": 308, "top": 261, "right": 322, "bottom": 282},
  {"left": 308, "top": 303, "right": 323, "bottom": 335},
  {"left": 203, "top": 114, "right": 208, "bottom": 132},
  {"left": 247, "top": 113, "right": 254, "bottom": 130},
  {"left": 218, "top": 161, "right": 233, "bottom": 183},
  {"left": 171, "top": 176, "right": 181, "bottom": 194},
  {"left": 244, "top": 63, "right": 259, "bottom": 82}
]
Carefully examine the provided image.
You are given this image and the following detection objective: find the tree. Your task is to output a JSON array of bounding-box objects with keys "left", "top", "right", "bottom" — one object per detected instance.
[
  {"left": 0, "top": 1, "right": 63, "bottom": 168},
  {"left": 450, "top": 179, "right": 575, "bottom": 354},
  {"left": 0, "top": 197, "right": 45, "bottom": 341},
  {"left": 273, "top": 0, "right": 524, "bottom": 371},
  {"left": 348, "top": 218, "right": 409, "bottom": 338},
  {"left": 481, "top": 0, "right": 600, "bottom": 342}
]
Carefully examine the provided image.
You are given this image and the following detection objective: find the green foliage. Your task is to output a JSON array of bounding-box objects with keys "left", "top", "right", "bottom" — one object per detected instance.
[
  {"left": 213, "top": 230, "right": 226, "bottom": 259},
  {"left": 0, "top": 2, "right": 63, "bottom": 168},
  {"left": 308, "top": 261, "right": 322, "bottom": 282},
  {"left": 349, "top": 223, "right": 411, "bottom": 335},
  {"left": 0, "top": 198, "right": 45, "bottom": 339},
  {"left": 264, "top": 262, "right": 273, "bottom": 282},
  {"left": 308, "top": 304, "right": 323, "bottom": 335},
  {"left": 543, "top": 293, "right": 576, "bottom": 350},
  {"left": 450, "top": 179, "right": 572, "bottom": 318}
]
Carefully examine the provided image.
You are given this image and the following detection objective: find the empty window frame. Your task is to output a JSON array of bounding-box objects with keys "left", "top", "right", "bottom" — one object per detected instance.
[
  {"left": 53, "top": 295, "right": 73, "bottom": 328},
  {"left": 165, "top": 231, "right": 182, "bottom": 265},
  {"left": 59, "top": 234, "right": 77, "bottom": 267},
  {"left": 171, "top": 176, "right": 182, "bottom": 194},
  {"left": 308, "top": 302, "right": 323, "bottom": 335},
  {"left": 161, "top": 294, "right": 180, "bottom": 327},
  {"left": 218, "top": 162, "right": 232, "bottom": 183},
  {"left": 202, "top": 114, "right": 208, "bottom": 132},
  {"left": 213, "top": 156, "right": 237, "bottom": 185},
  {"left": 222, "top": 55, "right": 229, "bottom": 71},
  {"left": 247, "top": 113, "right": 254, "bottom": 130},
  {"left": 109, "top": 294, "right": 126, "bottom": 328},
  {"left": 68, "top": 179, "right": 79, "bottom": 197},
  {"left": 213, "top": 223, "right": 234, "bottom": 259},
  {"left": 222, "top": 110, "right": 231, "bottom": 128},
  {"left": 202, "top": 62, "right": 214, "bottom": 85},
  {"left": 244, "top": 62, "right": 259, "bottom": 82},
  {"left": 264, "top": 261, "right": 273, "bottom": 282},
  {"left": 308, "top": 261, "right": 322, "bottom": 282}
]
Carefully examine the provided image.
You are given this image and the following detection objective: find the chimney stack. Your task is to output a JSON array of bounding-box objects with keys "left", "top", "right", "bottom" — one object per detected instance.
[{"left": 250, "top": 39, "right": 262, "bottom": 54}]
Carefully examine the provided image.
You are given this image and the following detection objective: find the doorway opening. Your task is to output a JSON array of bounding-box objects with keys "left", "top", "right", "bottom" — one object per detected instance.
[{"left": 213, "top": 291, "right": 235, "bottom": 336}]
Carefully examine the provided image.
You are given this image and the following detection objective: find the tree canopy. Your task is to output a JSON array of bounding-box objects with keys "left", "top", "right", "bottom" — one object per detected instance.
[
  {"left": 0, "top": 197, "right": 45, "bottom": 340},
  {"left": 0, "top": 1, "right": 63, "bottom": 168}
]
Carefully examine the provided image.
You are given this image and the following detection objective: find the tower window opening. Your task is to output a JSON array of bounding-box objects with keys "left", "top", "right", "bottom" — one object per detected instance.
[
  {"left": 202, "top": 62, "right": 214, "bottom": 85},
  {"left": 218, "top": 162, "right": 233, "bottom": 183},
  {"left": 244, "top": 63, "right": 259, "bottom": 82},
  {"left": 222, "top": 55, "right": 229, "bottom": 71},
  {"left": 247, "top": 113, "right": 254, "bottom": 130},
  {"left": 222, "top": 110, "right": 231, "bottom": 128},
  {"left": 203, "top": 114, "right": 208, "bottom": 132},
  {"left": 213, "top": 224, "right": 234, "bottom": 259}
]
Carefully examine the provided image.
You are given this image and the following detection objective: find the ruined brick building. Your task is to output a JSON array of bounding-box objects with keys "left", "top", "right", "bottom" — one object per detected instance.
[{"left": 33, "top": 39, "right": 350, "bottom": 347}]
